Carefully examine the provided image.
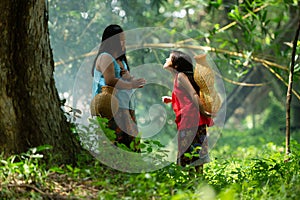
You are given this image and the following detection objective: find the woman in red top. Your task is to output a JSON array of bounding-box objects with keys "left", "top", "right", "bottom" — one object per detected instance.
[{"left": 162, "top": 50, "right": 213, "bottom": 172}]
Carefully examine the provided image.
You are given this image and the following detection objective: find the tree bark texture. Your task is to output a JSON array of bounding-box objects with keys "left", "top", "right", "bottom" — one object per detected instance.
[
  {"left": 0, "top": 0, "right": 79, "bottom": 163},
  {"left": 286, "top": 18, "right": 300, "bottom": 155}
]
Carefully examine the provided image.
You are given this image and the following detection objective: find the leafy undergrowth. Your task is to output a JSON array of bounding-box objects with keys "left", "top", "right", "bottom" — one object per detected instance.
[{"left": 1, "top": 128, "right": 300, "bottom": 200}]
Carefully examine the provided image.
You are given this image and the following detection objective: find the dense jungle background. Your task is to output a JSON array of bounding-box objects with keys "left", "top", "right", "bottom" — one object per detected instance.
[{"left": 1, "top": 0, "right": 300, "bottom": 199}]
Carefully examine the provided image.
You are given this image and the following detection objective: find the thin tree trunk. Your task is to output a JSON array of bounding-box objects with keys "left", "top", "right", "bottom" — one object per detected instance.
[
  {"left": 0, "top": 0, "right": 79, "bottom": 164},
  {"left": 285, "top": 18, "right": 300, "bottom": 156}
]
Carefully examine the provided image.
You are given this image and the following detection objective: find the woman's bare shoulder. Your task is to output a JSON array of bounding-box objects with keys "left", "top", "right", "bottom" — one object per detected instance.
[
  {"left": 177, "top": 72, "right": 189, "bottom": 83},
  {"left": 96, "top": 53, "right": 114, "bottom": 69},
  {"left": 177, "top": 72, "right": 187, "bottom": 79},
  {"left": 98, "top": 53, "right": 113, "bottom": 62}
]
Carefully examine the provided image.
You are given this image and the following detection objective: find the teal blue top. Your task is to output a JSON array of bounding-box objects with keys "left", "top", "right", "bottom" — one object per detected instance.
[{"left": 92, "top": 52, "right": 135, "bottom": 109}]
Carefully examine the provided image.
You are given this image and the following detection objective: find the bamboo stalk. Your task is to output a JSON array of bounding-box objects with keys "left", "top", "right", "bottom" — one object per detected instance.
[
  {"left": 132, "top": 43, "right": 289, "bottom": 71},
  {"left": 54, "top": 43, "right": 298, "bottom": 98},
  {"left": 262, "top": 63, "right": 300, "bottom": 100},
  {"left": 54, "top": 43, "right": 289, "bottom": 71}
]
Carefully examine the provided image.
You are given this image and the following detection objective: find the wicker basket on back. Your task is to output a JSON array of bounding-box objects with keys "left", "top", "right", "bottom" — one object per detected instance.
[
  {"left": 90, "top": 86, "right": 119, "bottom": 119},
  {"left": 194, "top": 54, "right": 221, "bottom": 113}
]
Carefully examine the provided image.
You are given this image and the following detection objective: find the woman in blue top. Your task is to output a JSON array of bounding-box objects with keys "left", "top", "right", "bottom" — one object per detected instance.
[{"left": 91, "top": 24, "right": 145, "bottom": 151}]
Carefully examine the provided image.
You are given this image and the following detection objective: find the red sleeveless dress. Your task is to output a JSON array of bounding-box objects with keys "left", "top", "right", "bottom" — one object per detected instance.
[{"left": 172, "top": 73, "right": 214, "bottom": 130}]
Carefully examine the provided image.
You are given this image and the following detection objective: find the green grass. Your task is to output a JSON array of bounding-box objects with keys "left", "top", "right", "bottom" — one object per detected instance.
[
  {"left": 0, "top": 127, "right": 299, "bottom": 199},
  {"left": 206, "top": 128, "right": 300, "bottom": 200}
]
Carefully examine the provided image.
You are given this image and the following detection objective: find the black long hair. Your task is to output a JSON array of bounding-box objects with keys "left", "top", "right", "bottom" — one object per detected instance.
[
  {"left": 170, "top": 50, "right": 200, "bottom": 93},
  {"left": 91, "top": 24, "right": 129, "bottom": 76}
]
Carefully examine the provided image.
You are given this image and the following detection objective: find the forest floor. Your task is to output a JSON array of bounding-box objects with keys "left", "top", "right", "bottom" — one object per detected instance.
[{"left": 1, "top": 127, "right": 300, "bottom": 199}]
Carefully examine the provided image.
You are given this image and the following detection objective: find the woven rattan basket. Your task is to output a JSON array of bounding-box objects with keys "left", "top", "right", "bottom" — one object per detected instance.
[
  {"left": 199, "top": 89, "right": 221, "bottom": 113},
  {"left": 194, "top": 54, "right": 221, "bottom": 113},
  {"left": 90, "top": 86, "right": 119, "bottom": 119}
]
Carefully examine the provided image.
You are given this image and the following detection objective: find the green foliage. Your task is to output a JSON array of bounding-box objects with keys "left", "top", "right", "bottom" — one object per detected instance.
[
  {"left": 50, "top": 0, "right": 300, "bottom": 132},
  {"left": 205, "top": 129, "right": 300, "bottom": 199},
  {"left": 3, "top": 0, "right": 299, "bottom": 198},
  {"left": 0, "top": 145, "right": 51, "bottom": 199},
  {"left": 0, "top": 146, "right": 47, "bottom": 184},
  {"left": 261, "top": 92, "right": 286, "bottom": 128},
  {"left": 1, "top": 128, "right": 300, "bottom": 199}
]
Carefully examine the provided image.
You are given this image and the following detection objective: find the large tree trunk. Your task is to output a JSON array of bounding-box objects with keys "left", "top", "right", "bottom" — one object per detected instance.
[{"left": 0, "top": 0, "right": 79, "bottom": 163}]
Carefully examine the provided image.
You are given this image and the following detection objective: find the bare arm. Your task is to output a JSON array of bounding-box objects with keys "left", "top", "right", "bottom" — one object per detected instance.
[
  {"left": 96, "top": 54, "right": 145, "bottom": 89},
  {"left": 177, "top": 72, "right": 211, "bottom": 117}
]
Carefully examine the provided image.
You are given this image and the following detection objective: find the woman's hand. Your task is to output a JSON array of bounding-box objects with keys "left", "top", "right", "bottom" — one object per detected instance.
[
  {"left": 131, "top": 78, "right": 146, "bottom": 88},
  {"left": 162, "top": 96, "right": 172, "bottom": 104}
]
